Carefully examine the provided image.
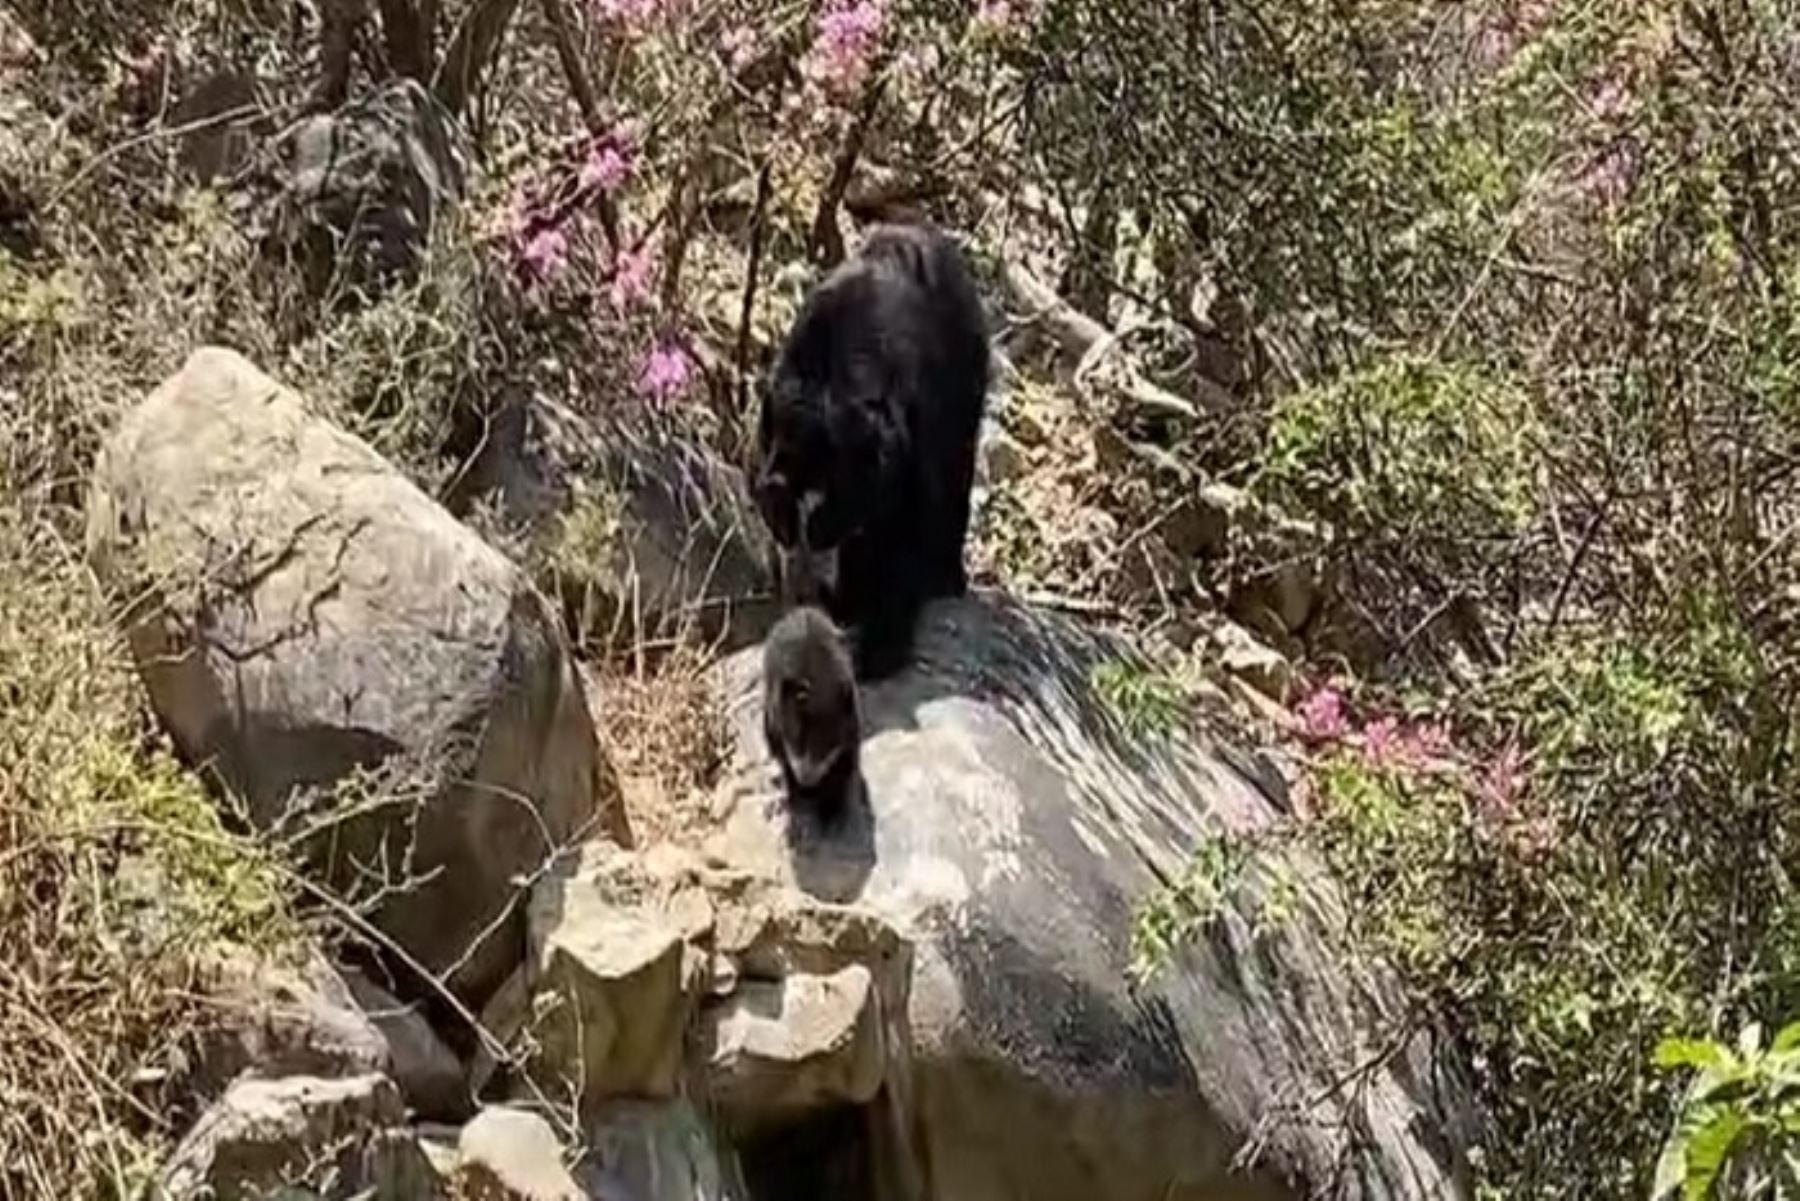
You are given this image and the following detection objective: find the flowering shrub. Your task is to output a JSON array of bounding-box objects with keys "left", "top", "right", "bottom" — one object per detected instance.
[
  {"left": 637, "top": 339, "right": 696, "bottom": 401},
  {"left": 804, "top": 0, "right": 885, "bottom": 93}
]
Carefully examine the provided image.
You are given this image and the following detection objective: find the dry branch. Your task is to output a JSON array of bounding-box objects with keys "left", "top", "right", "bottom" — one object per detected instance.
[
  {"left": 540, "top": 0, "right": 622, "bottom": 250},
  {"left": 1000, "top": 259, "right": 1236, "bottom": 420},
  {"left": 810, "top": 69, "right": 888, "bottom": 266},
  {"left": 435, "top": 0, "right": 522, "bottom": 117},
  {"left": 314, "top": 0, "right": 368, "bottom": 110}
]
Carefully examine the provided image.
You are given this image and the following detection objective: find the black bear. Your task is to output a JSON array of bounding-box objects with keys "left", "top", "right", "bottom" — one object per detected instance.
[
  {"left": 762, "top": 605, "right": 862, "bottom": 819},
  {"left": 754, "top": 223, "right": 990, "bottom": 680}
]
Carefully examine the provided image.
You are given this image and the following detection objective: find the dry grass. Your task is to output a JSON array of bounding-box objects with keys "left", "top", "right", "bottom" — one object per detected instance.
[
  {"left": 0, "top": 506, "right": 301, "bottom": 1198},
  {"left": 0, "top": 1, "right": 1090, "bottom": 1193},
  {"left": 584, "top": 639, "right": 730, "bottom": 848}
]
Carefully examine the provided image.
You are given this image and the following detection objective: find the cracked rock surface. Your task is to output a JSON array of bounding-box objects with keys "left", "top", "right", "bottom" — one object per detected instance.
[{"left": 86, "top": 347, "right": 625, "bottom": 1011}]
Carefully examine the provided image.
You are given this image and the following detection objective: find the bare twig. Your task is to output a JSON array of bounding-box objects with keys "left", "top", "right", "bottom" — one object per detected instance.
[
  {"left": 1001, "top": 259, "right": 1235, "bottom": 418},
  {"left": 435, "top": 0, "right": 523, "bottom": 118},
  {"left": 315, "top": 0, "right": 368, "bottom": 110},
  {"left": 733, "top": 158, "right": 775, "bottom": 450},
  {"left": 810, "top": 68, "right": 888, "bottom": 266},
  {"left": 540, "top": 0, "right": 622, "bottom": 251}
]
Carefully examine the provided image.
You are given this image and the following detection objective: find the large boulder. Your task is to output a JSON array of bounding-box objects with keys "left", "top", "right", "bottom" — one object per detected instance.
[
  {"left": 279, "top": 78, "right": 469, "bottom": 288},
  {"left": 184, "top": 950, "right": 391, "bottom": 1099},
  {"left": 578, "top": 1099, "right": 746, "bottom": 1201},
  {"left": 155, "top": 1073, "right": 439, "bottom": 1200},
  {"left": 707, "top": 596, "right": 1476, "bottom": 1201},
  {"left": 86, "top": 347, "right": 626, "bottom": 1011},
  {"left": 449, "top": 396, "right": 780, "bottom": 654}
]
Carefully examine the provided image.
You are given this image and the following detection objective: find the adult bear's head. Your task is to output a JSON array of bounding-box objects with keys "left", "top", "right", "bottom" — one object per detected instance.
[{"left": 754, "top": 257, "right": 913, "bottom": 606}]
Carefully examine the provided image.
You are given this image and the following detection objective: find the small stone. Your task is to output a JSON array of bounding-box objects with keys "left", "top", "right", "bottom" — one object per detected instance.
[
  {"left": 702, "top": 965, "right": 885, "bottom": 1122},
  {"left": 1211, "top": 620, "right": 1295, "bottom": 703},
  {"left": 156, "top": 1074, "right": 422, "bottom": 1199},
  {"left": 457, "top": 1107, "right": 584, "bottom": 1201},
  {"left": 980, "top": 422, "right": 1029, "bottom": 486}
]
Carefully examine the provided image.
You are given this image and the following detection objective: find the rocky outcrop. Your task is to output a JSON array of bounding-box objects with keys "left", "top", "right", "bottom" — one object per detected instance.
[
  {"left": 521, "top": 840, "right": 910, "bottom": 1140},
  {"left": 280, "top": 78, "right": 469, "bottom": 287},
  {"left": 449, "top": 397, "right": 779, "bottom": 653},
  {"left": 156, "top": 1074, "right": 437, "bottom": 1200},
  {"left": 87, "top": 347, "right": 624, "bottom": 1011},
  {"left": 111, "top": 351, "right": 1474, "bottom": 1201},
  {"left": 706, "top": 595, "right": 1476, "bottom": 1201},
  {"left": 454, "top": 1107, "right": 586, "bottom": 1200}
]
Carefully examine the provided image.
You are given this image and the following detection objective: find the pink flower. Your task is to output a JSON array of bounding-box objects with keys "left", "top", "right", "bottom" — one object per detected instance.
[
  {"left": 579, "top": 139, "right": 633, "bottom": 193},
  {"left": 1361, "top": 716, "right": 1403, "bottom": 766},
  {"left": 637, "top": 340, "right": 695, "bottom": 400},
  {"left": 1400, "top": 720, "right": 1452, "bottom": 766},
  {"left": 720, "top": 24, "right": 758, "bottom": 71},
  {"left": 1360, "top": 717, "right": 1453, "bottom": 771},
  {"left": 1577, "top": 139, "right": 1639, "bottom": 206},
  {"left": 1590, "top": 76, "right": 1630, "bottom": 120},
  {"left": 1477, "top": 742, "right": 1527, "bottom": 821},
  {"left": 608, "top": 243, "right": 657, "bottom": 310},
  {"left": 593, "top": 0, "right": 665, "bottom": 29},
  {"left": 804, "top": 0, "right": 885, "bottom": 92},
  {"left": 517, "top": 225, "right": 568, "bottom": 283},
  {"left": 973, "top": 0, "right": 1037, "bottom": 34},
  {"left": 1295, "top": 685, "right": 1348, "bottom": 742}
]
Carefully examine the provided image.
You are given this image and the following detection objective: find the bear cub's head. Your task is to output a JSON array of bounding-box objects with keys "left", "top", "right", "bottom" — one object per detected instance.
[{"left": 761, "top": 605, "right": 862, "bottom": 817}]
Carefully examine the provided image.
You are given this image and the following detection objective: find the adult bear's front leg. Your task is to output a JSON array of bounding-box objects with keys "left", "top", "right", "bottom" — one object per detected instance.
[{"left": 848, "top": 542, "right": 926, "bottom": 682}]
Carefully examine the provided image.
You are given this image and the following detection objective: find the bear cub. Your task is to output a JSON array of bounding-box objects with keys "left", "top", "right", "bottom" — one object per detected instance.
[
  {"left": 762, "top": 605, "right": 862, "bottom": 819},
  {"left": 754, "top": 222, "right": 990, "bottom": 680}
]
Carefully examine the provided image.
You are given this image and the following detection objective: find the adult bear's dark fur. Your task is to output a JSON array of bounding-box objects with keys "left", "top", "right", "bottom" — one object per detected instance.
[
  {"left": 753, "top": 223, "right": 990, "bottom": 680},
  {"left": 754, "top": 225, "right": 989, "bottom": 676},
  {"left": 762, "top": 606, "right": 861, "bottom": 819}
]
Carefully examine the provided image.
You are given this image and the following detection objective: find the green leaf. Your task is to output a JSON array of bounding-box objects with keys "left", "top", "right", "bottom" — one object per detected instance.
[
  {"left": 1770, "top": 1022, "right": 1800, "bottom": 1055},
  {"left": 1657, "top": 1038, "right": 1732, "bottom": 1073},
  {"left": 1682, "top": 1111, "right": 1748, "bottom": 1201},
  {"left": 1652, "top": 1132, "right": 1691, "bottom": 1201}
]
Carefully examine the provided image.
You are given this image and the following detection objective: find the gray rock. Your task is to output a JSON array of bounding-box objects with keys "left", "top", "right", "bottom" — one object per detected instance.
[
  {"left": 523, "top": 841, "right": 915, "bottom": 1157},
  {"left": 707, "top": 595, "right": 1476, "bottom": 1201},
  {"left": 86, "top": 348, "right": 625, "bottom": 1011},
  {"left": 1211, "top": 619, "right": 1296, "bottom": 703},
  {"left": 702, "top": 964, "right": 886, "bottom": 1120},
  {"left": 525, "top": 842, "right": 708, "bottom": 1106},
  {"left": 576, "top": 1099, "right": 746, "bottom": 1201},
  {"left": 186, "top": 952, "right": 389, "bottom": 1098},
  {"left": 455, "top": 1107, "right": 585, "bottom": 1201},
  {"left": 281, "top": 78, "right": 469, "bottom": 287},
  {"left": 344, "top": 969, "right": 469, "bottom": 1119},
  {"left": 449, "top": 397, "right": 780, "bottom": 654},
  {"left": 156, "top": 1074, "right": 439, "bottom": 1200}
]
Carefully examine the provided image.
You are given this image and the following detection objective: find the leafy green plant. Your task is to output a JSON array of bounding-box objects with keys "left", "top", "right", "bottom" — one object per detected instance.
[
  {"left": 1128, "top": 834, "right": 1252, "bottom": 984},
  {"left": 1257, "top": 356, "right": 1541, "bottom": 546},
  {"left": 1654, "top": 1022, "right": 1800, "bottom": 1200},
  {"left": 1092, "top": 658, "right": 1186, "bottom": 739}
]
